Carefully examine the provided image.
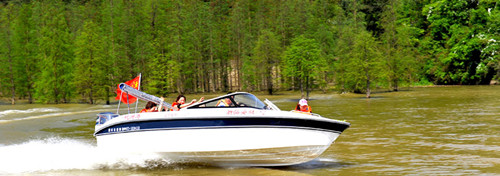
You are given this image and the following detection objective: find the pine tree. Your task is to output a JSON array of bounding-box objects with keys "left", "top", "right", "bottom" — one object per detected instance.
[
  {"left": 12, "top": 3, "right": 37, "bottom": 103},
  {"left": 147, "top": 0, "right": 179, "bottom": 96},
  {"left": 346, "top": 30, "right": 384, "bottom": 98},
  {"left": 0, "top": 3, "right": 16, "bottom": 104},
  {"left": 252, "top": 29, "right": 282, "bottom": 95},
  {"left": 33, "top": 1, "right": 74, "bottom": 103},
  {"left": 74, "top": 20, "right": 107, "bottom": 104}
]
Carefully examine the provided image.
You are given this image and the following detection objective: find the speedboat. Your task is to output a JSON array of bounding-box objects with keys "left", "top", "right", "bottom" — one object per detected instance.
[{"left": 94, "top": 86, "right": 350, "bottom": 166}]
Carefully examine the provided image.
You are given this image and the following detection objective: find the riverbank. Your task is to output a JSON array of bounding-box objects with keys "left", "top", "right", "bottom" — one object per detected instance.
[{"left": 1, "top": 85, "right": 498, "bottom": 105}]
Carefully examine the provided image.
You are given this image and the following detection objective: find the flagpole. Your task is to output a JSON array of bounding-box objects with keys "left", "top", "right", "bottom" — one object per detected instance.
[
  {"left": 135, "top": 73, "right": 142, "bottom": 113},
  {"left": 127, "top": 92, "right": 130, "bottom": 114},
  {"left": 117, "top": 91, "right": 123, "bottom": 114},
  {"left": 115, "top": 75, "right": 141, "bottom": 115}
]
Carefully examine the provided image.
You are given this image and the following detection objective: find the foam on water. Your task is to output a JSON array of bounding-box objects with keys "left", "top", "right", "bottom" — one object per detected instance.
[
  {"left": 0, "top": 109, "right": 112, "bottom": 124},
  {"left": 0, "top": 108, "right": 61, "bottom": 118},
  {"left": 0, "top": 137, "right": 172, "bottom": 174}
]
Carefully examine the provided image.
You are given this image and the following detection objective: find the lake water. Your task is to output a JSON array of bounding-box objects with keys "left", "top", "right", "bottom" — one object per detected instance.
[{"left": 0, "top": 86, "right": 499, "bottom": 175}]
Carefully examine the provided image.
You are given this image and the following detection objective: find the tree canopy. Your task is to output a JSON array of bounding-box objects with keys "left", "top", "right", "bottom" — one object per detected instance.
[{"left": 0, "top": 0, "right": 498, "bottom": 103}]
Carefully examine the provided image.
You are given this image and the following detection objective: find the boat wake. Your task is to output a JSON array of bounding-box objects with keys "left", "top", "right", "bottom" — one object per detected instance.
[
  {"left": 0, "top": 108, "right": 61, "bottom": 118},
  {"left": 0, "top": 108, "right": 113, "bottom": 124},
  {"left": 0, "top": 137, "right": 181, "bottom": 174}
]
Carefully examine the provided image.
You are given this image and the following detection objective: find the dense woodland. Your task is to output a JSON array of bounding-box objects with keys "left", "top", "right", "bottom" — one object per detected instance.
[{"left": 0, "top": 0, "right": 498, "bottom": 104}]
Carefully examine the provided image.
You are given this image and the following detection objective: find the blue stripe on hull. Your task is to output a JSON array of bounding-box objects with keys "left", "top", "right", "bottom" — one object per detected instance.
[{"left": 95, "top": 117, "right": 350, "bottom": 136}]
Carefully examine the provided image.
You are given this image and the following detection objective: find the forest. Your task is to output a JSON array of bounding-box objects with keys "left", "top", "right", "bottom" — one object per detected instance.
[{"left": 0, "top": 0, "right": 498, "bottom": 104}]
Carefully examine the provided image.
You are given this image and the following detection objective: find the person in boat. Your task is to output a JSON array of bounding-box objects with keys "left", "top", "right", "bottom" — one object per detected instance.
[
  {"left": 294, "top": 98, "right": 312, "bottom": 114},
  {"left": 216, "top": 92, "right": 234, "bottom": 107},
  {"left": 216, "top": 97, "right": 233, "bottom": 107},
  {"left": 171, "top": 94, "right": 204, "bottom": 111},
  {"left": 140, "top": 97, "right": 165, "bottom": 113}
]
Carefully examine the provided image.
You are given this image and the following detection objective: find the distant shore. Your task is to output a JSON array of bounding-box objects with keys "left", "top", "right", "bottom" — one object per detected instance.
[{"left": 1, "top": 85, "right": 498, "bottom": 105}]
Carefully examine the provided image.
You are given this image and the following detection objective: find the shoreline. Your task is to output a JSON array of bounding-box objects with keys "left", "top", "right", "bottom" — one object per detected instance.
[{"left": 0, "top": 85, "right": 498, "bottom": 105}]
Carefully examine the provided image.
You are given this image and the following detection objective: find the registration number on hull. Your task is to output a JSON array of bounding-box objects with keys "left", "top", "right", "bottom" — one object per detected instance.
[{"left": 108, "top": 126, "right": 141, "bottom": 133}]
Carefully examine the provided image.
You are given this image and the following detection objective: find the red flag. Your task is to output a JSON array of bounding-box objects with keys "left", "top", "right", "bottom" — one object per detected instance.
[{"left": 115, "top": 76, "right": 140, "bottom": 104}]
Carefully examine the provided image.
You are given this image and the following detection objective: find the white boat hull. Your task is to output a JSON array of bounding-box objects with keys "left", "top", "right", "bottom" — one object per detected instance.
[{"left": 96, "top": 127, "right": 340, "bottom": 166}]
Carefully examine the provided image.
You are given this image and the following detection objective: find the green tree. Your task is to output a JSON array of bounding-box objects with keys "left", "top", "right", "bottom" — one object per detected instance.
[
  {"left": 100, "top": 0, "right": 129, "bottom": 103},
  {"left": 33, "top": 1, "right": 74, "bottom": 103},
  {"left": 252, "top": 29, "right": 282, "bottom": 95},
  {"left": 380, "top": 0, "right": 401, "bottom": 91},
  {"left": 283, "top": 35, "right": 325, "bottom": 99},
  {"left": 422, "top": 0, "right": 498, "bottom": 84},
  {"left": 11, "top": 3, "right": 37, "bottom": 103},
  {"left": 334, "top": 0, "right": 365, "bottom": 93},
  {"left": 396, "top": 23, "right": 423, "bottom": 88},
  {"left": 380, "top": 0, "right": 424, "bottom": 90},
  {"left": 231, "top": 0, "right": 262, "bottom": 92},
  {"left": 229, "top": 0, "right": 256, "bottom": 91},
  {"left": 169, "top": 0, "right": 190, "bottom": 94},
  {"left": 309, "top": 0, "right": 343, "bottom": 91},
  {"left": 74, "top": 20, "right": 107, "bottom": 104},
  {"left": 345, "top": 31, "right": 384, "bottom": 98},
  {"left": 479, "top": 0, "right": 499, "bottom": 82},
  {"left": 0, "top": 3, "right": 16, "bottom": 104},
  {"left": 146, "top": 0, "right": 175, "bottom": 96}
]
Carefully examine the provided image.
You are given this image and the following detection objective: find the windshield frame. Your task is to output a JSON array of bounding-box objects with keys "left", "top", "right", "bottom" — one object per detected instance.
[{"left": 186, "top": 92, "right": 267, "bottom": 110}]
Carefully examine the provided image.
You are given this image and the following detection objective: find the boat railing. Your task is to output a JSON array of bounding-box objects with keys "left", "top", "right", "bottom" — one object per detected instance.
[
  {"left": 310, "top": 112, "right": 323, "bottom": 117},
  {"left": 96, "top": 112, "right": 119, "bottom": 125},
  {"left": 264, "top": 99, "right": 281, "bottom": 111}
]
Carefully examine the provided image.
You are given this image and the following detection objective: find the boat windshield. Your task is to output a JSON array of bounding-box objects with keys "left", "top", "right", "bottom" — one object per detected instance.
[{"left": 189, "top": 93, "right": 267, "bottom": 109}]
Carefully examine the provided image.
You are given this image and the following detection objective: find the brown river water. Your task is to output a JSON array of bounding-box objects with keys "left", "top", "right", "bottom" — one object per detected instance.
[{"left": 0, "top": 86, "right": 498, "bottom": 175}]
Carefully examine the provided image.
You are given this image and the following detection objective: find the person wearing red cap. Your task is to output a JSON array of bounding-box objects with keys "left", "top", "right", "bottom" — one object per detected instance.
[{"left": 294, "top": 98, "right": 312, "bottom": 113}]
